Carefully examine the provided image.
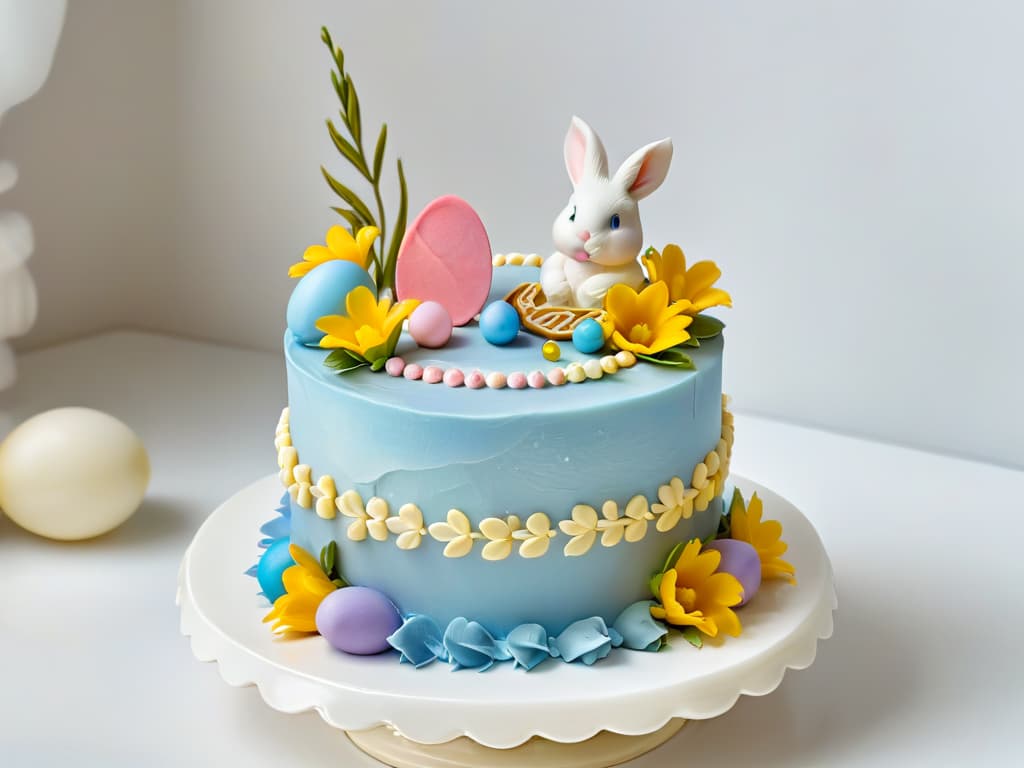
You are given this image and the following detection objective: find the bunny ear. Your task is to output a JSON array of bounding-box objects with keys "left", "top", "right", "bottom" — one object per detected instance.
[
  {"left": 613, "top": 138, "right": 673, "bottom": 201},
  {"left": 564, "top": 116, "right": 609, "bottom": 187}
]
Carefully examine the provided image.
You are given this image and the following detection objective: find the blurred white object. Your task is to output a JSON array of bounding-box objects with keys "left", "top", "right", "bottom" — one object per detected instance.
[
  {"left": 0, "top": 0, "right": 66, "bottom": 390},
  {"left": 0, "top": 407, "right": 150, "bottom": 540}
]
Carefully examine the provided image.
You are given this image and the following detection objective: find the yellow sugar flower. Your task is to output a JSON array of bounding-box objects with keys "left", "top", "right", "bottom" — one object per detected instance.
[
  {"left": 289, "top": 225, "right": 380, "bottom": 278},
  {"left": 729, "top": 491, "right": 796, "bottom": 584},
  {"left": 316, "top": 285, "right": 419, "bottom": 363},
  {"left": 262, "top": 544, "right": 338, "bottom": 634},
  {"left": 602, "top": 280, "right": 693, "bottom": 356},
  {"left": 650, "top": 539, "right": 743, "bottom": 638},
  {"left": 642, "top": 244, "right": 732, "bottom": 315}
]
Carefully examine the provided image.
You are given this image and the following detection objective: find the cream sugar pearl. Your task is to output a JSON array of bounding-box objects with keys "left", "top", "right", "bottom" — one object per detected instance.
[{"left": 0, "top": 407, "right": 150, "bottom": 541}]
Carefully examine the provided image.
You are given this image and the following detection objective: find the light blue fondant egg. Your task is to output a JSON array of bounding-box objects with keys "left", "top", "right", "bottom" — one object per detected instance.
[
  {"left": 706, "top": 538, "right": 762, "bottom": 606},
  {"left": 572, "top": 318, "right": 605, "bottom": 354},
  {"left": 315, "top": 586, "right": 402, "bottom": 655},
  {"left": 479, "top": 300, "right": 520, "bottom": 346},
  {"left": 256, "top": 538, "right": 294, "bottom": 603},
  {"left": 286, "top": 260, "right": 376, "bottom": 346}
]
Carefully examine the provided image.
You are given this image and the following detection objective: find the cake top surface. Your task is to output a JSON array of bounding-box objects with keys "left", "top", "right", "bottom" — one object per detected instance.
[{"left": 287, "top": 264, "right": 722, "bottom": 419}]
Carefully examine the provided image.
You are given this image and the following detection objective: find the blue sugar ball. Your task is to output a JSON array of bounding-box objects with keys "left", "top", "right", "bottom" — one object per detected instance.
[
  {"left": 257, "top": 538, "right": 295, "bottom": 603},
  {"left": 286, "top": 260, "right": 376, "bottom": 346},
  {"left": 479, "top": 301, "right": 520, "bottom": 346},
  {"left": 572, "top": 318, "right": 605, "bottom": 354}
]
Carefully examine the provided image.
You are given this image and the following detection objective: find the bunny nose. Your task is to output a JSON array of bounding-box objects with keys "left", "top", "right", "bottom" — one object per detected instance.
[{"left": 578, "top": 230, "right": 592, "bottom": 242}]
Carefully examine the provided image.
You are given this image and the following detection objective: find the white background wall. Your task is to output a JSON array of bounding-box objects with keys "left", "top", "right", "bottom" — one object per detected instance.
[{"left": 5, "top": 0, "right": 1022, "bottom": 468}]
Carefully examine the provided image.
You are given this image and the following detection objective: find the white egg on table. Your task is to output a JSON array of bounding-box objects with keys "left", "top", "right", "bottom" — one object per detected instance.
[{"left": 0, "top": 407, "right": 150, "bottom": 540}]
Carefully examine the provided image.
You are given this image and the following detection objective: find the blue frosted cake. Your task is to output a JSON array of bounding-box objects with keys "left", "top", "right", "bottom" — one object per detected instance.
[{"left": 251, "top": 27, "right": 795, "bottom": 672}]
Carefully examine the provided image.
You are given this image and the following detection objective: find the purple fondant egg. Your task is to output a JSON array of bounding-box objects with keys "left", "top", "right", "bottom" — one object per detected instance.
[
  {"left": 408, "top": 301, "right": 453, "bottom": 348},
  {"left": 315, "top": 586, "right": 402, "bottom": 655},
  {"left": 395, "top": 195, "right": 492, "bottom": 326},
  {"left": 705, "top": 538, "right": 761, "bottom": 606}
]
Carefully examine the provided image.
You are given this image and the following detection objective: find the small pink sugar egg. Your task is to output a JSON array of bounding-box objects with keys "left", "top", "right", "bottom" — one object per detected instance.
[
  {"left": 408, "top": 301, "right": 453, "bottom": 349},
  {"left": 527, "top": 371, "right": 546, "bottom": 389},
  {"left": 423, "top": 365, "right": 444, "bottom": 384},
  {"left": 507, "top": 372, "right": 527, "bottom": 389},
  {"left": 466, "top": 370, "right": 486, "bottom": 389},
  {"left": 384, "top": 357, "right": 405, "bottom": 377},
  {"left": 403, "top": 363, "right": 424, "bottom": 380},
  {"left": 547, "top": 368, "right": 566, "bottom": 386},
  {"left": 443, "top": 368, "right": 465, "bottom": 387}
]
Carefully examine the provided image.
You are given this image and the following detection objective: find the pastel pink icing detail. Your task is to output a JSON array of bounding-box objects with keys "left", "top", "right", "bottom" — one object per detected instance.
[
  {"left": 403, "top": 363, "right": 423, "bottom": 381},
  {"left": 572, "top": 251, "right": 589, "bottom": 262},
  {"left": 394, "top": 195, "right": 493, "bottom": 326},
  {"left": 527, "top": 371, "right": 546, "bottom": 389},
  {"left": 466, "top": 370, "right": 486, "bottom": 389},
  {"left": 384, "top": 357, "right": 405, "bottom": 377},
  {"left": 547, "top": 368, "right": 566, "bottom": 386},
  {"left": 423, "top": 365, "right": 444, "bottom": 384},
  {"left": 443, "top": 368, "right": 465, "bottom": 387},
  {"left": 507, "top": 372, "right": 527, "bottom": 389},
  {"left": 485, "top": 371, "right": 507, "bottom": 389}
]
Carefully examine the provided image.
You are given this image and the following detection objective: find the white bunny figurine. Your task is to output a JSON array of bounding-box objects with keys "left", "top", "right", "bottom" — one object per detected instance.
[{"left": 540, "top": 116, "right": 673, "bottom": 309}]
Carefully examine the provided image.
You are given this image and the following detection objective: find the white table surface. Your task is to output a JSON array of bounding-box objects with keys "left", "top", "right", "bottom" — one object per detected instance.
[{"left": 1, "top": 331, "right": 1021, "bottom": 767}]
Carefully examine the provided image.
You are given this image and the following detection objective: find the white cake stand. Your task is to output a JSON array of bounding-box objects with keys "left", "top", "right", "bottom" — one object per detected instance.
[{"left": 177, "top": 474, "right": 836, "bottom": 768}]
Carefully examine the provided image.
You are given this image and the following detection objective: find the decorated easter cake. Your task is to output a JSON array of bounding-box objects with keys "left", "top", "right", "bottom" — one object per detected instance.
[{"left": 251, "top": 28, "right": 796, "bottom": 672}]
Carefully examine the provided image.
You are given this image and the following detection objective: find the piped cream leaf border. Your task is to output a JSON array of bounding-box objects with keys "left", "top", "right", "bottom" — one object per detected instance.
[{"left": 274, "top": 396, "right": 734, "bottom": 560}]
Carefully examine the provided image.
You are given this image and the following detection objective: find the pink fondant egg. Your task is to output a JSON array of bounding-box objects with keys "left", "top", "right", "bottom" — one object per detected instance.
[
  {"left": 408, "top": 301, "right": 453, "bottom": 349},
  {"left": 395, "top": 195, "right": 492, "bottom": 326}
]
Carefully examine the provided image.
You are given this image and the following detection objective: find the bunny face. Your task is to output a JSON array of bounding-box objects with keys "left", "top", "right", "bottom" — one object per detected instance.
[
  {"left": 552, "top": 186, "right": 643, "bottom": 268},
  {"left": 552, "top": 117, "right": 673, "bottom": 268}
]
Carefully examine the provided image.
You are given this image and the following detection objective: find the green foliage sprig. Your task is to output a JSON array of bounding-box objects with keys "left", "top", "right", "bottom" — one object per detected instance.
[
  {"left": 319, "top": 541, "right": 349, "bottom": 588},
  {"left": 320, "top": 27, "right": 408, "bottom": 294}
]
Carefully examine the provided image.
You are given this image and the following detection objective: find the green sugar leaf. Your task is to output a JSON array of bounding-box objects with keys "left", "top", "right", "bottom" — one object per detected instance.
[
  {"left": 383, "top": 158, "right": 408, "bottom": 290},
  {"left": 324, "top": 349, "right": 367, "bottom": 373},
  {"left": 372, "top": 123, "right": 387, "bottom": 183},
  {"left": 681, "top": 337, "right": 701, "bottom": 348},
  {"left": 688, "top": 314, "right": 726, "bottom": 340},
  {"left": 327, "top": 120, "right": 370, "bottom": 180},
  {"left": 636, "top": 349, "right": 696, "bottom": 369},
  {"left": 345, "top": 75, "right": 362, "bottom": 145},
  {"left": 330, "top": 69, "right": 347, "bottom": 108},
  {"left": 681, "top": 626, "right": 703, "bottom": 649},
  {"left": 321, "top": 167, "right": 375, "bottom": 225},
  {"left": 661, "top": 540, "right": 686, "bottom": 573},
  {"left": 649, "top": 573, "right": 663, "bottom": 601},
  {"left": 331, "top": 207, "right": 363, "bottom": 233}
]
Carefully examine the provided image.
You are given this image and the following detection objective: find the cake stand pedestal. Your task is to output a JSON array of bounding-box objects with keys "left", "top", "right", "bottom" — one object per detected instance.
[{"left": 177, "top": 474, "right": 836, "bottom": 768}]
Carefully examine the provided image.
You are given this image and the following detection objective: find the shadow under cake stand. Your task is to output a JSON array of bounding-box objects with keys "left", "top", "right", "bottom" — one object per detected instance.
[{"left": 177, "top": 474, "right": 836, "bottom": 768}]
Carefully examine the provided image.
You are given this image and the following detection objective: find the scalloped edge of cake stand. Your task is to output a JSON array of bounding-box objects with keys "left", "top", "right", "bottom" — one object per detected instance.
[{"left": 177, "top": 473, "right": 836, "bottom": 765}]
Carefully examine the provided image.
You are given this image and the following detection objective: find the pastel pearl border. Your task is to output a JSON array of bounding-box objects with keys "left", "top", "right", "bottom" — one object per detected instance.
[
  {"left": 381, "top": 350, "right": 637, "bottom": 389},
  {"left": 492, "top": 253, "right": 544, "bottom": 267},
  {"left": 275, "top": 398, "right": 735, "bottom": 559}
]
